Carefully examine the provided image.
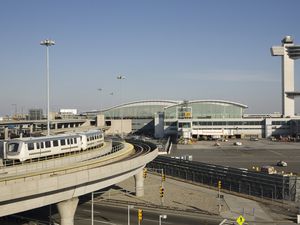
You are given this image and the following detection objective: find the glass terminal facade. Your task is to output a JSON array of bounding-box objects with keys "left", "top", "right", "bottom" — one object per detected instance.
[{"left": 89, "top": 100, "right": 299, "bottom": 139}]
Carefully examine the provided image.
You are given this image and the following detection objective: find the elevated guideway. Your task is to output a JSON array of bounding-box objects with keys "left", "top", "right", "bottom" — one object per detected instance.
[{"left": 0, "top": 140, "right": 158, "bottom": 225}]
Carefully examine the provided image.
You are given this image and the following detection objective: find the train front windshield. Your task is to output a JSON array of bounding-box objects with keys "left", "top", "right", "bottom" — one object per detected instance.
[{"left": 7, "top": 143, "right": 20, "bottom": 154}]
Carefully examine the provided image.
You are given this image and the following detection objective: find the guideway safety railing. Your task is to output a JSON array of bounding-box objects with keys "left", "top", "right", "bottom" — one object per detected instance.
[
  {"left": 147, "top": 156, "right": 296, "bottom": 202},
  {"left": 0, "top": 141, "right": 125, "bottom": 174}
]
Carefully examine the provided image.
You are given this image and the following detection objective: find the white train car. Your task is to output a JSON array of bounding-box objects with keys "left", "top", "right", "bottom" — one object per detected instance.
[
  {"left": 5, "top": 129, "right": 104, "bottom": 162},
  {"left": 80, "top": 130, "right": 104, "bottom": 150}
]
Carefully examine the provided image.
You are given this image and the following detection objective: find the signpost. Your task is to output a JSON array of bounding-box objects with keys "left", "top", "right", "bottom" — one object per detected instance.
[{"left": 236, "top": 215, "right": 245, "bottom": 225}]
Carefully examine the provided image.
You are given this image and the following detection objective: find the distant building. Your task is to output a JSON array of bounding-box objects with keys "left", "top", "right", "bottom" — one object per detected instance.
[
  {"left": 81, "top": 35, "right": 300, "bottom": 140},
  {"left": 85, "top": 99, "right": 300, "bottom": 139},
  {"left": 58, "top": 109, "right": 78, "bottom": 119},
  {"left": 28, "top": 109, "right": 43, "bottom": 120},
  {"left": 59, "top": 109, "right": 78, "bottom": 115}
]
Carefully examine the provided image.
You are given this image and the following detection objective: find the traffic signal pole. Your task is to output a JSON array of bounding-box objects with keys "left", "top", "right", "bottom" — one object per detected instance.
[
  {"left": 138, "top": 209, "right": 143, "bottom": 225},
  {"left": 218, "top": 180, "right": 222, "bottom": 213}
]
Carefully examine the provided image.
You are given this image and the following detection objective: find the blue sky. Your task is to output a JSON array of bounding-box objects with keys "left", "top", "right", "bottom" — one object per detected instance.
[{"left": 1, "top": 0, "right": 300, "bottom": 116}]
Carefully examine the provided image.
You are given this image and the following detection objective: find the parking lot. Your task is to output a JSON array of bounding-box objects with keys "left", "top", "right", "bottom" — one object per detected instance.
[{"left": 169, "top": 139, "right": 300, "bottom": 174}]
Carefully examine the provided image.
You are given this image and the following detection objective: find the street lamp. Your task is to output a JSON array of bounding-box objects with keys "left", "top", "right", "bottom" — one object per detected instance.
[
  {"left": 127, "top": 205, "right": 134, "bottom": 225},
  {"left": 97, "top": 88, "right": 102, "bottom": 113},
  {"left": 11, "top": 104, "right": 17, "bottom": 118},
  {"left": 40, "top": 39, "right": 55, "bottom": 136},
  {"left": 159, "top": 214, "right": 167, "bottom": 225},
  {"left": 91, "top": 192, "right": 94, "bottom": 225},
  {"left": 116, "top": 75, "right": 125, "bottom": 138}
]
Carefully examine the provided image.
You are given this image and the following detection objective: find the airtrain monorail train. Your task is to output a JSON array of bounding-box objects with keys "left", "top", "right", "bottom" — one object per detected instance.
[{"left": 4, "top": 129, "right": 104, "bottom": 162}]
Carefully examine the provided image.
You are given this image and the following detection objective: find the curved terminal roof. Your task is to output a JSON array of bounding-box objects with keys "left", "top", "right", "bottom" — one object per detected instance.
[
  {"left": 164, "top": 100, "right": 248, "bottom": 110},
  {"left": 103, "top": 100, "right": 180, "bottom": 111},
  {"left": 98, "top": 99, "right": 247, "bottom": 119},
  {"left": 102, "top": 100, "right": 179, "bottom": 119},
  {"left": 164, "top": 100, "right": 247, "bottom": 119}
]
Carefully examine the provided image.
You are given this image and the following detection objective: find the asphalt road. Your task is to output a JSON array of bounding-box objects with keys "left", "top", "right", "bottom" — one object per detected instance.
[
  {"left": 14, "top": 201, "right": 221, "bottom": 225},
  {"left": 74, "top": 202, "right": 221, "bottom": 225},
  {"left": 169, "top": 139, "right": 300, "bottom": 174}
]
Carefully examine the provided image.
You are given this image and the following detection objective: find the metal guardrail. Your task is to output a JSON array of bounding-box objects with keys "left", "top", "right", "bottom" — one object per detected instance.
[
  {"left": 147, "top": 156, "right": 297, "bottom": 201},
  {"left": 0, "top": 141, "right": 125, "bottom": 179},
  {"left": 0, "top": 141, "right": 130, "bottom": 187},
  {"left": 1, "top": 141, "right": 123, "bottom": 167},
  {"left": 125, "top": 139, "right": 157, "bottom": 151}
]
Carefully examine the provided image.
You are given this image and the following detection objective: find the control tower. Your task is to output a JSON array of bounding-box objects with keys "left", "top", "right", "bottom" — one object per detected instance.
[{"left": 271, "top": 36, "right": 300, "bottom": 117}]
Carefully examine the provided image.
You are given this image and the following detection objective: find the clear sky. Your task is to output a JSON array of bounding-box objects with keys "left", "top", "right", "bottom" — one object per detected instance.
[{"left": 1, "top": 0, "right": 300, "bottom": 116}]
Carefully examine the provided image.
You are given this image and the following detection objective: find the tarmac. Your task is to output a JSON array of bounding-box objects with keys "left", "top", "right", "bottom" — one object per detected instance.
[{"left": 99, "top": 172, "right": 298, "bottom": 225}]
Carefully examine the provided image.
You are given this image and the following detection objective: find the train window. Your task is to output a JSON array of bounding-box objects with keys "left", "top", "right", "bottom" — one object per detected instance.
[
  {"left": 28, "top": 143, "right": 34, "bottom": 151},
  {"left": 45, "top": 141, "right": 51, "bottom": 148},
  {"left": 53, "top": 140, "right": 59, "bottom": 147},
  {"left": 60, "top": 139, "right": 66, "bottom": 146},
  {"left": 36, "top": 142, "right": 40, "bottom": 149},
  {"left": 8, "top": 143, "right": 19, "bottom": 152},
  {"left": 67, "top": 139, "right": 70, "bottom": 145},
  {"left": 41, "top": 142, "right": 44, "bottom": 148},
  {"left": 74, "top": 138, "right": 77, "bottom": 144},
  {"left": 70, "top": 139, "right": 73, "bottom": 145}
]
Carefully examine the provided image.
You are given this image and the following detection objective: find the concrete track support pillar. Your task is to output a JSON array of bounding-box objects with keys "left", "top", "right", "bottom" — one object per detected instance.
[
  {"left": 4, "top": 127, "right": 9, "bottom": 139},
  {"left": 29, "top": 124, "right": 33, "bottom": 134},
  {"left": 57, "top": 197, "right": 79, "bottom": 225},
  {"left": 134, "top": 170, "right": 144, "bottom": 197}
]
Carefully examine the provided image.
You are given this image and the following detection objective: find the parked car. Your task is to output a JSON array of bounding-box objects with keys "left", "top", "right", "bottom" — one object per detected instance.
[
  {"left": 234, "top": 141, "right": 242, "bottom": 146},
  {"left": 277, "top": 160, "right": 288, "bottom": 167},
  {"left": 261, "top": 165, "right": 276, "bottom": 174}
]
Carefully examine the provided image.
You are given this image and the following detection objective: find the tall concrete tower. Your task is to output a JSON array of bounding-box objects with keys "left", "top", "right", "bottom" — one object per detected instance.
[{"left": 271, "top": 36, "right": 300, "bottom": 117}]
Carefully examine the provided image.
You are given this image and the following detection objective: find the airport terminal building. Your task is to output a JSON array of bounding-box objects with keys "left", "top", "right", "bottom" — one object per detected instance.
[
  {"left": 85, "top": 36, "right": 300, "bottom": 140},
  {"left": 92, "top": 99, "right": 300, "bottom": 140}
]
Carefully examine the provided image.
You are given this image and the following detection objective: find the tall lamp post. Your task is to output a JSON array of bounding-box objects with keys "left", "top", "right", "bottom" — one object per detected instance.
[
  {"left": 11, "top": 104, "right": 17, "bottom": 118},
  {"left": 159, "top": 215, "right": 167, "bottom": 225},
  {"left": 40, "top": 39, "right": 55, "bottom": 136},
  {"left": 97, "top": 88, "right": 102, "bottom": 113},
  {"left": 116, "top": 75, "right": 125, "bottom": 138}
]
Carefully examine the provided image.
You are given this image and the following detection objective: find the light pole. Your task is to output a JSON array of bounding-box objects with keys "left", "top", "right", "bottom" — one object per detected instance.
[
  {"left": 11, "top": 104, "right": 17, "bottom": 118},
  {"left": 159, "top": 214, "right": 167, "bottom": 225},
  {"left": 116, "top": 75, "right": 125, "bottom": 138},
  {"left": 40, "top": 39, "right": 55, "bottom": 136},
  {"left": 127, "top": 205, "right": 134, "bottom": 225},
  {"left": 97, "top": 88, "right": 102, "bottom": 113},
  {"left": 91, "top": 192, "right": 94, "bottom": 225}
]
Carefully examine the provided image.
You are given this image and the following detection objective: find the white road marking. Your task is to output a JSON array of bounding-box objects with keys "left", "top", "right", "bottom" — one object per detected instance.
[{"left": 76, "top": 217, "right": 118, "bottom": 225}]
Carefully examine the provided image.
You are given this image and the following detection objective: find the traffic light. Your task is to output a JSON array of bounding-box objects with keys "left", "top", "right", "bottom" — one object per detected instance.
[
  {"left": 162, "top": 174, "right": 166, "bottom": 182},
  {"left": 143, "top": 168, "right": 147, "bottom": 178},
  {"left": 160, "top": 186, "right": 164, "bottom": 198},
  {"left": 218, "top": 180, "right": 221, "bottom": 189},
  {"left": 138, "top": 209, "right": 143, "bottom": 221}
]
